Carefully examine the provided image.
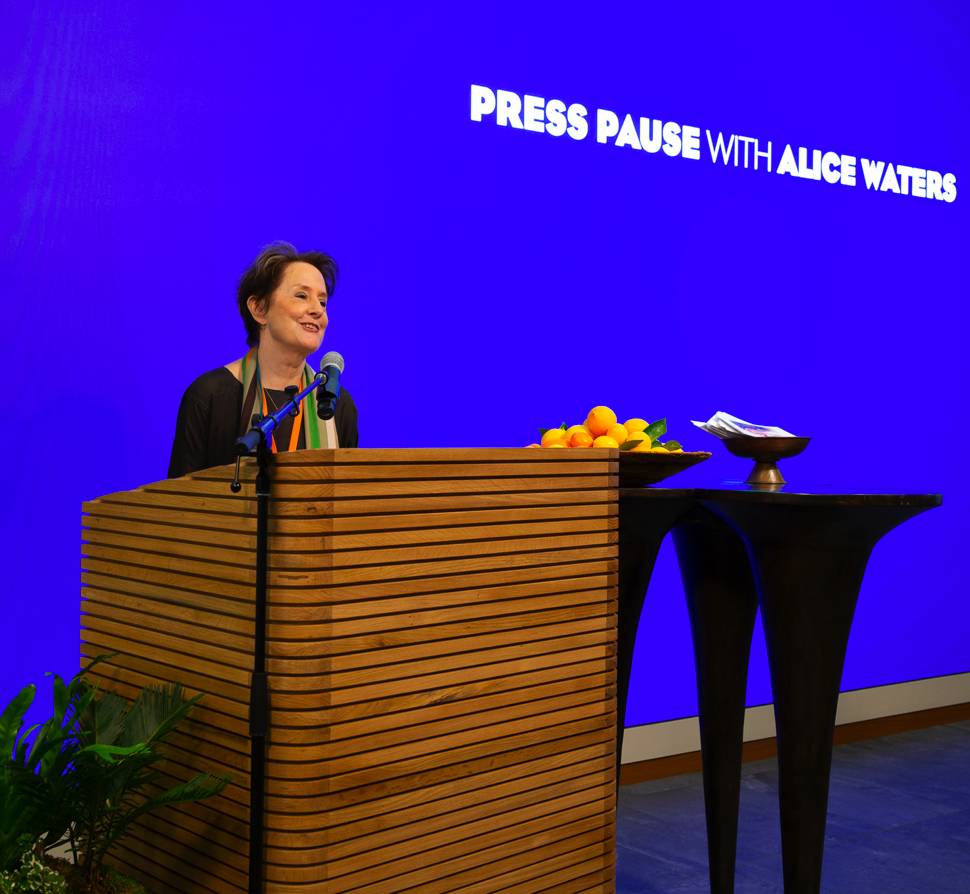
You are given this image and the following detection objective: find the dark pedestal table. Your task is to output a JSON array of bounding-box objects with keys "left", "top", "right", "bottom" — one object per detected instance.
[
  {"left": 617, "top": 491, "right": 697, "bottom": 767},
  {"left": 619, "top": 486, "right": 941, "bottom": 894},
  {"left": 672, "top": 506, "right": 760, "bottom": 892}
]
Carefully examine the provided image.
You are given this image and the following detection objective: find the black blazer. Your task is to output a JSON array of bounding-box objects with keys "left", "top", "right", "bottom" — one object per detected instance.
[{"left": 168, "top": 367, "right": 358, "bottom": 478}]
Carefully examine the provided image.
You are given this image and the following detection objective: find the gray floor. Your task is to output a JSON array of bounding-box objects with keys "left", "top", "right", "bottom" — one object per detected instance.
[{"left": 616, "top": 720, "right": 970, "bottom": 893}]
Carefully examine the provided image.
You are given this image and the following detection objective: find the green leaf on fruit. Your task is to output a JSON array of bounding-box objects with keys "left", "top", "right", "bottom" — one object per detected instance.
[
  {"left": 664, "top": 440, "right": 682, "bottom": 451},
  {"left": 645, "top": 418, "right": 667, "bottom": 441},
  {"left": 618, "top": 440, "right": 640, "bottom": 451}
]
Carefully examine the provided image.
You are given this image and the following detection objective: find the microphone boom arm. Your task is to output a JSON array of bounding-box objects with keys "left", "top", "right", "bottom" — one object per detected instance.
[{"left": 235, "top": 373, "right": 325, "bottom": 456}]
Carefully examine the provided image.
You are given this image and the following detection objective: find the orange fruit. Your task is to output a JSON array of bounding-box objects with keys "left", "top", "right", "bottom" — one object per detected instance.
[
  {"left": 592, "top": 435, "right": 619, "bottom": 449},
  {"left": 650, "top": 445, "right": 669, "bottom": 453},
  {"left": 565, "top": 424, "right": 588, "bottom": 439},
  {"left": 570, "top": 429, "right": 594, "bottom": 448},
  {"left": 548, "top": 442, "right": 566, "bottom": 448},
  {"left": 586, "top": 406, "right": 617, "bottom": 436},
  {"left": 541, "top": 428, "right": 568, "bottom": 447},
  {"left": 525, "top": 443, "right": 541, "bottom": 448},
  {"left": 624, "top": 418, "right": 649, "bottom": 434},
  {"left": 606, "top": 423, "right": 629, "bottom": 445},
  {"left": 626, "top": 430, "right": 651, "bottom": 450}
]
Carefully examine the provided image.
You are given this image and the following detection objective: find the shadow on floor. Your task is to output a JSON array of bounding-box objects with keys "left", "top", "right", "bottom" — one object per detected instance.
[{"left": 616, "top": 720, "right": 970, "bottom": 893}]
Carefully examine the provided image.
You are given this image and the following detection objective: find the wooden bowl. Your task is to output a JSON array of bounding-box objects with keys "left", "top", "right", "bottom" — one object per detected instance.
[
  {"left": 721, "top": 436, "right": 810, "bottom": 486},
  {"left": 618, "top": 450, "right": 712, "bottom": 487}
]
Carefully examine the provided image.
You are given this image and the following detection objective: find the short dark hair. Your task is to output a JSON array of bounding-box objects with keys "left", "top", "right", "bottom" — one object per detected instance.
[{"left": 237, "top": 242, "right": 338, "bottom": 347}]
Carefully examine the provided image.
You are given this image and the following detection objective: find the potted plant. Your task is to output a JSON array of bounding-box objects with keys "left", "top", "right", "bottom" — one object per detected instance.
[{"left": 1, "top": 656, "right": 229, "bottom": 893}]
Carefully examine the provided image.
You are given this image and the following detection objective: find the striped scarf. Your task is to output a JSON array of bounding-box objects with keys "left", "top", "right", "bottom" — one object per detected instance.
[{"left": 238, "top": 348, "right": 338, "bottom": 449}]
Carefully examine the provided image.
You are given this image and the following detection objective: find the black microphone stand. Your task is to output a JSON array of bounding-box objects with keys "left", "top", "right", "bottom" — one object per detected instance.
[
  {"left": 247, "top": 427, "right": 270, "bottom": 894},
  {"left": 228, "top": 377, "right": 323, "bottom": 894}
]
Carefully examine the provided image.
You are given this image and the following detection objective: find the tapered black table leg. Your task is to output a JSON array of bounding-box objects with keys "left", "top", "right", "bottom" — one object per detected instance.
[
  {"left": 705, "top": 497, "right": 938, "bottom": 894},
  {"left": 673, "top": 508, "right": 759, "bottom": 894},
  {"left": 617, "top": 491, "right": 696, "bottom": 774}
]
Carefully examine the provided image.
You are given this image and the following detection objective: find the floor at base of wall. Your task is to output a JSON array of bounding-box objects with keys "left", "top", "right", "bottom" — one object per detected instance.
[{"left": 616, "top": 719, "right": 970, "bottom": 893}]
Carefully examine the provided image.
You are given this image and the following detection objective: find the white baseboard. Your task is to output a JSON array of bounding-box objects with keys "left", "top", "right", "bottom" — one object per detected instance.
[{"left": 620, "top": 672, "right": 970, "bottom": 764}]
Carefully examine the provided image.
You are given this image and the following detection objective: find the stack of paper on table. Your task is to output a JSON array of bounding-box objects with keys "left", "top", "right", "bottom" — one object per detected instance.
[{"left": 691, "top": 411, "right": 796, "bottom": 439}]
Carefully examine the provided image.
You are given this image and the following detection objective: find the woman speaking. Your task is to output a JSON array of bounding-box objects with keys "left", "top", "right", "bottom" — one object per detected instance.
[{"left": 168, "top": 243, "right": 358, "bottom": 478}]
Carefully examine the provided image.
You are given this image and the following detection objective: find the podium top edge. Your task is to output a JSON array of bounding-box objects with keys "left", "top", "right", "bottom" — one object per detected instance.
[
  {"left": 82, "top": 448, "right": 621, "bottom": 503},
  {"left": 271, "top": 447, "right": 621, "bottom": 464}
]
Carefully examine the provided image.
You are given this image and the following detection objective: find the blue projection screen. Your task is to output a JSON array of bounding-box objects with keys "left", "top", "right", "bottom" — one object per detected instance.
[{"left": 1, "top": 3, "right": 967, "bottom": 727}]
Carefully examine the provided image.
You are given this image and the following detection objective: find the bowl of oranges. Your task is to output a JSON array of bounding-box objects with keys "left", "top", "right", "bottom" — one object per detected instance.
[{"left": 527, "top": 406, "right": 712, "bottom": 486}]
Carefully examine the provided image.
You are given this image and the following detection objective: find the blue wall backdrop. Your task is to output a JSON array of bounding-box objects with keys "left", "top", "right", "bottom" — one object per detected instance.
[{"left": 2, "top": 2, "right": 967, "bottom": 728}]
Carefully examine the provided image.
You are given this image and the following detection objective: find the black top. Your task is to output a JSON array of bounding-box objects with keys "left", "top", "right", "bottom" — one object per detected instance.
[
  {"left": 168, "top": 367, "right": 359, "bottom": 478},
  {"left": 620, "top": 487, "right": 941, "bottom": 506}
]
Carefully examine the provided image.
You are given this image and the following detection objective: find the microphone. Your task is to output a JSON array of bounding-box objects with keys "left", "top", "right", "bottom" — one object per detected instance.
[{"left": 316, "top": 351, "right": 344, "bottom": 420}]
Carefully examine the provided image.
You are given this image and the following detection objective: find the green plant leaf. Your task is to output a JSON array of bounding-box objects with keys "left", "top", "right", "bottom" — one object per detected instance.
[
  {"left": 19, "top": 728, "right": 71, "bottom": 773},
  {"left": 644, "top": 418, "right": 667, "bottom": 441},
  {"left": 664, "top": 440, "right": 682, "bottom": 451},
  {"left": 105, "top": 773, "right": 230, "bottom": 853},
  {"left": 84, "top": 691, "right": 127, "bottom": 746},
  {"left": 0, "top": 762, "right": 49, "bottom": 870},
  {"left": 0, "top": 686, "right": 35, "bottom": 756},
  {"left": 79, "top": 743, "right": 151, "bottom": 763},
  {"left": 120, "top": 685, "right": 201, "bottom": 747},
  {"left": 618, "top": 440, "right": 640, "bottom": 451},
  {"left": 51, "top": 673, "right": 70, "bottom": 724},
  {"left": 7, "top": 658, "right": 225, "bottom": 887},
  {"left": 130, "top": 773, "right": 229, "bottom": 817}
]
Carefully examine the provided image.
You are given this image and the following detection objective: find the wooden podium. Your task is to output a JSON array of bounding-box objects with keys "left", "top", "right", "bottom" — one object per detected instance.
[{"left": 81, "top": 448, "right": 619, "bottom": 894}]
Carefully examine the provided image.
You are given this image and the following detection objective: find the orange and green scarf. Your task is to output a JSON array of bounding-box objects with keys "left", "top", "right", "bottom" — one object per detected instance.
[{"left": 238, "top": 348, "right": 338, "bottom": 450}]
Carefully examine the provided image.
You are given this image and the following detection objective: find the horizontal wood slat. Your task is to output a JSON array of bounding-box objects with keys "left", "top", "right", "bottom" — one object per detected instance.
[
  {"left": 84, "top": 526, "right": 617, "bottom": 569},
  {"left": 266, "top": 754, "right": 614, "bottom": 848},
  {"left": 82, "top": 498, "right": 616, "bottom": 541},
  {"left": 83, "top": 511, "right": 618, "bottom": 552},
  {"left": 85, "top": 448, "right": 617, "bottom": 893},
  {"left": 85, "top": 559, "right": 616, "bottom": 608},
  {"left": 146, "top": 474, "right": 619, "bottom": 499},
  {"left": 200, "top": 457, "right": 616, "bottom": 480},
  {"left": 265, "top": 739, "right": 614, "bottom": 825},
  {"left": 84, "top": 539, "right": 616, "bottom": 587}
]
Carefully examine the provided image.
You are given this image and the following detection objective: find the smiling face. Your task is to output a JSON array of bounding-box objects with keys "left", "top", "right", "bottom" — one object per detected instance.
[{"left": 247, "top": 261, "right": 328, "bottom": 357}]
